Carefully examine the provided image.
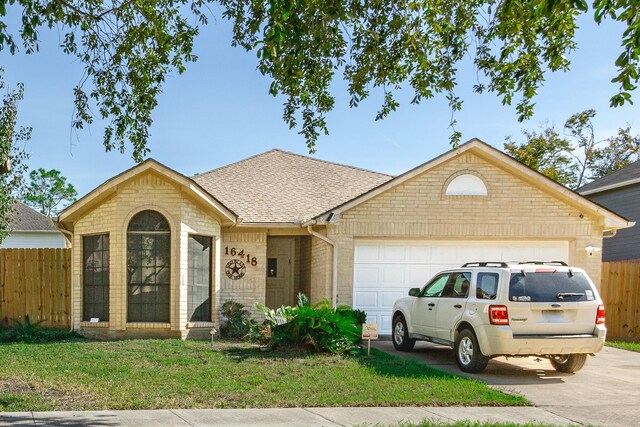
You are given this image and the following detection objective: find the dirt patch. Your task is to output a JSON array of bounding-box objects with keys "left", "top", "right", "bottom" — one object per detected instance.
[
  {"left": 0, "top": 377, "right": 98, "bottom": 410},
  {"left": 0, "top": 377, "right": 35, "bottom": 394}
]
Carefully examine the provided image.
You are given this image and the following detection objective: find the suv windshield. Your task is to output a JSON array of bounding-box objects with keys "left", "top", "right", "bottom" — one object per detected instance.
[{"left": 509, "top": 271, "right": 595, "bottom": 302}]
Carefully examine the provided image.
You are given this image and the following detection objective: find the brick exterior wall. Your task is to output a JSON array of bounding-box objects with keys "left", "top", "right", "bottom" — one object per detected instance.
[
  {"left": 72, "top": 171, "right": 222, "bottom": 338},
  {"left": 309, "top": 235, "right": 332, "bottom": 304},
  {"left": 219, "top": 230, "right": 267, "bottom": 318},
  {"left": 311, "top": 152, "right": 604, "bottom": 306},
  {"left": 297, "top": 236, "right": 312, "bottom": 298}
]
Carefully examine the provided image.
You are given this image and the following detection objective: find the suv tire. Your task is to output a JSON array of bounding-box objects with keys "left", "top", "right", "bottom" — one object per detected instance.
[
  {"left": 550, "top": 354, "right": 587, "bottom": 373},
  {"left": 455, "top": 328, "right": 489, "bottom": 373},
  {"left": 392, "top": 315, "right": 415, "bottom": 351}
]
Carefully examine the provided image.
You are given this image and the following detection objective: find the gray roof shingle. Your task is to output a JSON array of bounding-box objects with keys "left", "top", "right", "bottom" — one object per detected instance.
[
  {"left": 9, "top": 202, "right": 59, "bottom": 231},
  {"left": 579, "top": 160, "right": 640, "bottom": 194},
  {"left": 193, "top": 149, "right": 392, "bottom": 224}
]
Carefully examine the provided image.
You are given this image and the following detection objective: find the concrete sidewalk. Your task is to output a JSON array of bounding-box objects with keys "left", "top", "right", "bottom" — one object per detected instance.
[{"left": 0, "top": 406, "right": 579, "bottom": 426}]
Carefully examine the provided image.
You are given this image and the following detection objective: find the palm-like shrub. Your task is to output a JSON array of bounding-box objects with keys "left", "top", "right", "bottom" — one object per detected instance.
[
  {"left": 10, "top": 314, "right": 44, "bottom": 343},
  {"left": 0, "top": 314, "right": 81, "bottom": 343},
  {"left": 251, "top": 293, "right": 365, "bottom": 353},
  {"left": 220, "top": 300, "right": 251, "bottom": 338}
]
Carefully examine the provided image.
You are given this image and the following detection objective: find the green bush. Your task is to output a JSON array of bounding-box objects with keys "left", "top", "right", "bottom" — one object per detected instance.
[
  {"left": 8, "top": 314, "right": 44, "bottom": 343},
  {"left": 251, "top": 293, "right": 365, "bottom": 353},
  {"left": 352, "top": 308, "right": 368, "bottom": 326},
  {"left": 220, "top": 300, "right": 251, "bottom": 338},
  {"left": 0, "top": 315, "right": 82, "bottom": 343}
]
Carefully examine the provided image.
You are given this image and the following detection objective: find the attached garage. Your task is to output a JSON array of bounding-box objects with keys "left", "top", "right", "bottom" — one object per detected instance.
[{"left": 353, "top": 240, "right": 570, "bottom": 334}]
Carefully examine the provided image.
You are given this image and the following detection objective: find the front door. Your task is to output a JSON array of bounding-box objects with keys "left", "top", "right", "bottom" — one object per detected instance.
[{"left": 266, "top": 237, "right": 294, "bottom": 308}]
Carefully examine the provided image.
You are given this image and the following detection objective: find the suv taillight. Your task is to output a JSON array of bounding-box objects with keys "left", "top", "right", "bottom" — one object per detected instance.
[
  {"left": 489, "top": 305, "right": 509, "bottom": 325},
  {"left": 596, "top": 304, "right": 606, "bottom": 325}
]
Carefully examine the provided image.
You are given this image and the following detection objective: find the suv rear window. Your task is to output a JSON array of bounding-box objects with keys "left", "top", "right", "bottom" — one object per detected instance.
[
  {"left": 509, "top": 271, "right": 595, "bottom": 302},
  {"left": 477, "top": 273, "right": 498, "bottom": 300}
]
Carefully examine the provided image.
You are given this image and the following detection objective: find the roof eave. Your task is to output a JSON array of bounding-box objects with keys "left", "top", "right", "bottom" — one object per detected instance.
[{"left": 233, "top": 222, "right": 303, "bottom": 228}]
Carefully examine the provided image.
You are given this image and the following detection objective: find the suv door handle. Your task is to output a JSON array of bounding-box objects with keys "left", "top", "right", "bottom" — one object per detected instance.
[
  {"left": 453, "top": 304, "right": 462, "bottom": 309},
  {"left": 427, "top": 302, "right": 435, "bottom": 307}
]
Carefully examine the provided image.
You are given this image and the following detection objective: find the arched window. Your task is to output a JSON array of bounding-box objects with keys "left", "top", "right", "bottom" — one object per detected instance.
[
  {"left": 445, "top": 174, "right": 488, "bottom": 196},
  {"left": 127, "top": 210, "right": 170, "bottom": 322}
]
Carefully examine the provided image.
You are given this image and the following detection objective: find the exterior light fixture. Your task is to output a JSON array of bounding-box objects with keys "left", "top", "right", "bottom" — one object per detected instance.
[{"left": 584, "top": 246, "right": 602, "bottom": 256}]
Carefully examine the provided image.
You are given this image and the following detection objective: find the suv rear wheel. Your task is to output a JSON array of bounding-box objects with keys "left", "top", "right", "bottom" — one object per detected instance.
[
  {"left": 392, "top": 315, "right": 415, "bottom": 351},
  {"left": 455, "top": 328, "right": 489, "bottom": 373},
  {"left": 550, "top": 354, "right": 588, "bottom": 373}
]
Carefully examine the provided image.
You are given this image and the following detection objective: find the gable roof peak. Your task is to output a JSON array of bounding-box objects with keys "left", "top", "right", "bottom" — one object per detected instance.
[
  {"left": 193, "top": 148, "right": 392, "bottom": 179},
  {"left": 192, "top": 149, "right": 282, "bottom": 177},
  {"left": 193, "top": 148, "right": 392, "bottom": 223},
  {"left": 314, "top": 137, "right": 631, "bottom": 230},
  {"left": 463, "top": 137, "right": 488, "bottom": 145},
  {"left": 59, "top": 156, "right": 237, "bottom": 224}
]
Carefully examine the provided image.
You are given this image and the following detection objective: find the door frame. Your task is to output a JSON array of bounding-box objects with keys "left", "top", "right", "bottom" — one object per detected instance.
[{"left": 265, "top": 236, "right": 295, "bottom": 307}]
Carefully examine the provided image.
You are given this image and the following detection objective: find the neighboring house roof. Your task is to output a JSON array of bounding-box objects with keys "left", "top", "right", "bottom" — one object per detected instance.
[
  {"left": 315, "top": 138, "right": 633, "bottom": 231},
  {"left": 193, "top": 149, "right": 392, "bottom": 224},
  {"left": 58, "top": 159, "right": 237, "bottom": 226},
  {"left": 9, "top": 202, "right": 59, "bottom": 232},
  {"left": 578, "top": 160, "right": 640, "bottom": 195}
]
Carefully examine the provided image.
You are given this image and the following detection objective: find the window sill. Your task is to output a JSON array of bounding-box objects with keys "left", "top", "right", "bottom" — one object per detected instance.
[
  {"left": 80, "top": 321, "right": 109, "bottom": 328},
  {"left": 186, "top": 321, "right": 215, "bottom": 329},
  {"left": 126, "top": 322, "right": 171, "bottom": 329}
]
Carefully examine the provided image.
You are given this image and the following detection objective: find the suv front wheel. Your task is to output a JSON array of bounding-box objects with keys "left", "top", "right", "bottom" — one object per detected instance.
[
  {"left": 392, "top": 315, "right": 416, "bottom": 351},
  {"left": 550, "top": 354, "right": 587, "bottom": 373},
  {"left": 455, "top": 328, "right": 489, "bottom": 373}
]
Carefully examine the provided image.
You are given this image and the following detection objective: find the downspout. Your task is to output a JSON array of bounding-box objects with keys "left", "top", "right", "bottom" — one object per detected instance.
[
  {"left": 307, "top": 224, "right": 338, "bottom": 307},
  {"left": 56, "top": 225, "right": 75, "bottom": 332}
]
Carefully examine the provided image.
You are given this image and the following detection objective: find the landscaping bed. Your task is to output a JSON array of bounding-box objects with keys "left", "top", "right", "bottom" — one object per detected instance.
[{"left": 0, "top": 340, "right": 527, "bottom": 411}]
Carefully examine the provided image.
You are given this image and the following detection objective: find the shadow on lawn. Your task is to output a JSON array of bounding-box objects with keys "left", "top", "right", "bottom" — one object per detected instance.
[
  {"left": 354, "top": 348, "right": 458, "bottom": 379},
  {"left": 222, "top": 344, "right": 458, "bottom": 380},
  {"left": 222, "top": 344, "right": 319, "bottom": 362}
]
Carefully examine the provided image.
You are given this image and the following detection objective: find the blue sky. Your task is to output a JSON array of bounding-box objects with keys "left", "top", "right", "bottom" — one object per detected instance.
[{"left": 1, "top": 10, "right": 638, "bottom": 198}]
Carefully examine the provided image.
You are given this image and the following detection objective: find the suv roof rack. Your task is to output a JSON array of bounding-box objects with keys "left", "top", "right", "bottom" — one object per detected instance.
[
  {"left": 517, "top": 260, "right": 568, "bottom": 266},
  {"left": 461, "top": 262, "right": 509, "bottom": 268}
]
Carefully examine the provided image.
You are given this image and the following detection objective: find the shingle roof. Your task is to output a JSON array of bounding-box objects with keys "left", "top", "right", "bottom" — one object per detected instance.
[
  {"left": 579, "top": 160, "right": 640, "bottom": 194},
  {"left": 9, "top": 202, "right": 59, "bottom": 232},
  {"left": 192, "top": 149, "right": 393, "bottom": 223}
]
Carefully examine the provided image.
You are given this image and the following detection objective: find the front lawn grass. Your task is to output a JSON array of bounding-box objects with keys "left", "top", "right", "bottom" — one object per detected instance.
[
  {"left": 0, "top": 340, "right": 527, "bottom": 411},
  {"left": 606, "top": 340, "right": 640, "bottom": 353}
]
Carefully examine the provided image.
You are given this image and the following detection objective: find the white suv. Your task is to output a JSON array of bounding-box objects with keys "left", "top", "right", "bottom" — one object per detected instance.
[{"left": 391, "top": 261, "right": 606, "bottom": 374}]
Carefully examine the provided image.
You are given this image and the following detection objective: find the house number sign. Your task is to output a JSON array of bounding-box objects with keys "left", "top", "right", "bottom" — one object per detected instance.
[{"left": 224, "top": 247, "right": 258, "bottom": 280}]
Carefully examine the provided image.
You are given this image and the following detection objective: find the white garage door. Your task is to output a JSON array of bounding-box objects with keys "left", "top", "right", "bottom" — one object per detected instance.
[{"left": 353, "top": 240, "right": 569, "bottom": 334}]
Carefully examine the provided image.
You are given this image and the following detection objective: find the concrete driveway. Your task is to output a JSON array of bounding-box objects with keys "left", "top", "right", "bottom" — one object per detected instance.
[{"left": 373, "top": 340, "right": 640, "bottom": 427}]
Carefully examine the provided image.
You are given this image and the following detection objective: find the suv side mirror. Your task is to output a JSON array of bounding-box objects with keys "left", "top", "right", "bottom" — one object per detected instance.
[{"left": 408, "top": 288, "right": 421, "bottom": 297}]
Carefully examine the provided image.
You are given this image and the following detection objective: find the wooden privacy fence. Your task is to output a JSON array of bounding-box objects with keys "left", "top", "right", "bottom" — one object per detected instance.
[
  {"left": 0, "top": 248, "right": 71, "bottom": 328},
  {"left": 600, "top": 262, "right": 640, "bottom": 340}
]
